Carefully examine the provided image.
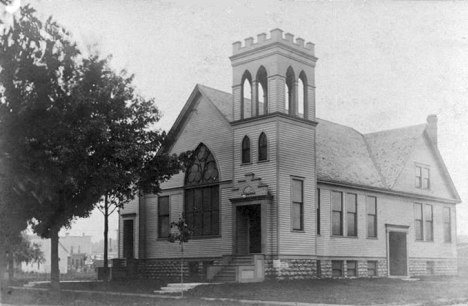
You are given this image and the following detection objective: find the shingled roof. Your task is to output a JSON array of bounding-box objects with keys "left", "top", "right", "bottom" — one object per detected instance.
[{"left": 198, "top": 85, "right": 429, "bottom": 190}]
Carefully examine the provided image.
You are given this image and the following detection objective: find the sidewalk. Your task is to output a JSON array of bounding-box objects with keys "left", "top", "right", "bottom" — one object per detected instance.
[{"left": 7, "top": 286, "right": 460, "bottom": 306}]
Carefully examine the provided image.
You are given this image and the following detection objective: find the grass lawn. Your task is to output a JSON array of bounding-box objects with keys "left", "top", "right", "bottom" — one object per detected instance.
[
  {"left": 187, "top": 277, "right": 468, "bottom": 305},
  {"left": 2, "top": 276, "right": 468, "bottom": 305}
]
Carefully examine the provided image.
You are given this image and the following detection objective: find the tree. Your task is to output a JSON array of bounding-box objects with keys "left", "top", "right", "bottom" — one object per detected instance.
[
  {"left": 8, "top": 233, "right": 45, "bottom": 281},
  {"left": 168, "top": 216, "right": 193, "bottom": 296},
  {"left": 75, "top": 55, "right": 193, "bottom": 279},
  {"left": 0, "top": 6, "right": 104, "bottom": 289},
  {"left": 0, "top": 4, "right": 192, "bottom": 289}
]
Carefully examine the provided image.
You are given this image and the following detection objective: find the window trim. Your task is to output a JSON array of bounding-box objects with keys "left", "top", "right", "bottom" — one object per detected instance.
[
  {"left": 368, "top": 261, "right": 378, "bottom": 277},
  {"left": 366, "top": 196, "right": 377, "bottom": 238},
  {"left": 414, "top": 203, "right": 424, "bottom": 241},
  {"left": 158, "top": 196, "right": 170, "bottom": 239},
  {"left": 332, "top": 260, "right": 343, "bottom": 278},
  {"left": 291, "top": 178, "right": 304, "bottom": 231},
  {"left": 346, "top": 193, "right": 357, "bottom": 237},
  {"left": 331, "top": 191, "right": 343, "bottom": 236},
  {"left": 425, "top": 204, "right": 433, "bottom": 242},
  {"left": 317, "top": 188, "right": 321, "bottom": 235},
  {"left": 241, "top": 135, "right": 251, "bottom": 164},
  {"left": 415, "top": 164, "right": 430, "bottom": 189},
  {"left": 443, "top": 207, "right": 452, "bottom": 243},
  {"left": 346, "top": 260, "right": 357, "bottom": 277},
  {"left": 258, "top": 132, "right": 268, "bottom": 162}
]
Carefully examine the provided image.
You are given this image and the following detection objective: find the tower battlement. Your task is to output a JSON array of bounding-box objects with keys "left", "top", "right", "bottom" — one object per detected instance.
[{"left": 232, "top": 28, "right": 315, "bottom": 56}]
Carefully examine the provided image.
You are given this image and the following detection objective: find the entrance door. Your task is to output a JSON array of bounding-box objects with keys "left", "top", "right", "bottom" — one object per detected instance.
[
  {"left": 123, "top": 219, "right": 134, "bottom": 259},
  {"left": 389, "top": 231, "right": 407, "bottom": 276},
  {"left": 236, "top": 205, "right": 261, "bottom": 254}
]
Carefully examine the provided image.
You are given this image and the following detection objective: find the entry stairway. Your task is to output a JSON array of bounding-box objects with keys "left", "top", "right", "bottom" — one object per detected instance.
[{"left": 210, "top": 255, "right": 264, "bottom": 283}]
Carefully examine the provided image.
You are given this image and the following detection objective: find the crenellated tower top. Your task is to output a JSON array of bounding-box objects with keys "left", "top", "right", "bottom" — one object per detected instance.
[
  {"left": 230, "top": 29, "right": 317, "bottom": 122},
  {"left": 232, "top": 28, "right": 315, "bottom": 57}
]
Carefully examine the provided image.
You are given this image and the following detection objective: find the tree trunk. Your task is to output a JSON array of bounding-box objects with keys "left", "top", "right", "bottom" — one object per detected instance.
[
  {"left": 50, "top": 229, "right": 60, "bottom": 290},
  {"left": 0, "top": 256, "right": 7, "bottom": 290},
  {"left": 7, "top": 251, "right": 14, "bottom": 284},
  {"left": 103, "top": 194, "right": 109, "bottom": 281}
]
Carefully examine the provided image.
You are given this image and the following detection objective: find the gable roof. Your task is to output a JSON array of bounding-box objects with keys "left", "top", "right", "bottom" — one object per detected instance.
[
  {"left": 166, "top": 85, "right": 459, "bottom": 201},
  {"left": 316, "top": 119, "right": 385, "bottom": 188},
  {"left": 364, "top": 124, "right": 427, "bottom": 188}
]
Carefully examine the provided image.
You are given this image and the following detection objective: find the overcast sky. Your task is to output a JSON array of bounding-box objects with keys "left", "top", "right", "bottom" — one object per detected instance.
[{"left": 24, "top": 0, "right": 468, "bottom": 239}]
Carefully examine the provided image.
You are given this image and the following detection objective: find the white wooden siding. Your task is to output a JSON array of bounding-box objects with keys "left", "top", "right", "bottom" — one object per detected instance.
[
  {"left": 393, "top": 136, "right": 455, "bottom": 200},
  {"left": 317, "top": 184, "right": 457, "bottom": 259}
]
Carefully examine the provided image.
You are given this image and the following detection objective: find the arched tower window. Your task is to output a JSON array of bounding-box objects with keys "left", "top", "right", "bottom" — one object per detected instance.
[
  {"left": 241, "top": 71, "right": 252, "bottom": 119},
  {"left": 241, "top": 136, "right": 251, "bottom": 164},
  {"left": 285, "top": 67, "right": 296, "bottom": 116},
  {"left": 256, "top": 66, "right": 268, "bottom": 116},
  {"left": 184, "top": 144, "right": 220, "bottom": 237},
  {"left": 258, "top": 132, "right": 268, "bottom": 161},
  {"left": 298, "top": 71, "right": 308, "bottom": 119}
]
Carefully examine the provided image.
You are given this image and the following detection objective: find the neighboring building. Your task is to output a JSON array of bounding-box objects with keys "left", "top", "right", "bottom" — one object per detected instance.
[
  {"left": 22, "top": 233, "right": 92, "bottom": 274},
  {"left": 118, "top": 29, "right": 461, "bottom": 282}
]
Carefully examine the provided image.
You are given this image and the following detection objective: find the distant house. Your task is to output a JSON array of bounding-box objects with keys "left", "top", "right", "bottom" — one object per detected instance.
[
  {"left": 22, "top": 233, "right": 92, "bottom": 274},
  {"left": 118, "top": 29, "right": 461, "bottom": 282}
]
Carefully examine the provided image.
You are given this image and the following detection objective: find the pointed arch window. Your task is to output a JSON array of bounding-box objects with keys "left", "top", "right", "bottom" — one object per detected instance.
[
  {"left": 256, "top": 66, "right": 268, "bottom": 116},
  {"left": 241, "top": 71, "right": 253, "bottom": 119},
  {"left": 185, "top": 144, "right": 220, "bottom": 237},
  {"left": 258, "top": 132, "right": 268, "bottom": 161},
  {"left": 242, "top": 136, "right": 251, "bottom": 164},
  {"left": 298, "top": 71, "right": 308, "bottom": 119}
]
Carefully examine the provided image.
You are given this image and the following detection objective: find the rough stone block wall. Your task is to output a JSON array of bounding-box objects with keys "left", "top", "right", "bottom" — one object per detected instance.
[
  {"left": 409, "top": 259, "right": 458, "bottom": 277},
  {"left": 137, "top": 260, "right": 188, "bottom": 281},
  {"left": 377, "top": 259, "right": 388, "bottom": 277},
  {"left": 265, "top": 259, "right": 318, "bottom": 280}
]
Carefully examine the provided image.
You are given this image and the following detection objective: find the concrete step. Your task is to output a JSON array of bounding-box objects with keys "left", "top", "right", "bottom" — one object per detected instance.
[{"left": 154, "top": 282, "right": 210, "bottom": 294}]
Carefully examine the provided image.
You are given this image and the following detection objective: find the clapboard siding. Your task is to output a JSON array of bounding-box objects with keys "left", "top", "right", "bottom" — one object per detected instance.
[
  {"left": 145, "top": 183, "right": 232, "bottom": 258},
  {"left": 160, "top": 95, "right": 233, "bottom": 190},
  {"left": 233, "top": 120, "right": 279, "bottom": 255},
  {"left": 393, "top": 136, "right": 454, "bottom": 199},
  {"left": 317, "top": 184, "right": 457, "bottom": 259},
  {"left": 277, "top": 120, "right": 316, "bottom": 255}
]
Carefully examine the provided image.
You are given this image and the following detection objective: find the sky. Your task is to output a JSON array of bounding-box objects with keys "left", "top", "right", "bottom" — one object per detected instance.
[{"left": 19, "top": 0, "right": 468, "bottom": 239}]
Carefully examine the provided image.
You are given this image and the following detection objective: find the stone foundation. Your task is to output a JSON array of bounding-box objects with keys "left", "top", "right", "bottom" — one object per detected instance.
[
  {"left": 409, "top": 259, "right": 458, "bottom": 277},
  {"left": 136, "top": 259, "right": 214, "bottom": 281},
  {"left": 265, "top": 259, "right": 388, "bottom": 279},
  {"left": 131, "top": 257, "right": 457, "bottom": 281}
]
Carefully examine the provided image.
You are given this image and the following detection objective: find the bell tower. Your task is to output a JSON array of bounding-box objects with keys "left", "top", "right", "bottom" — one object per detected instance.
[{"left": 230, "top": 28, "right": 317, "bottom": 121}]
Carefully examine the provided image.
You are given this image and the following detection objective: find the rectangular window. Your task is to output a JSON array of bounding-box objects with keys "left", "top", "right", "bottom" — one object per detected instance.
[
  {"left": 346, "top": 193, "right": 357, "bottom": 236},
  {"left": 414, "top": 203, "right": 423, "bottom": 240},
  {"left": 426, "top": 261, "right": 435, "bottom": 275},
  {"left": 444, "top": 207, "right": 452, "bottom": 243},
  {"left": 317, "top": 189, "right": 321, "bottom": 235},
  {"left": 184, "top": 186, "right": 219, "bottom": 237},
  {"left": 367, "top": 196, "right": 377, "bottom": 238},
  {"left": 332, "top": 191, "right": 343, "bottom": 235},
  {"left": 425, "top": 204, "right": 433, "bottom": 241},
  {"left": 332, "top": 260, "right": 343, "bottom": 277},
  {"left": 158, "top": 196, "right": 170, "bottom": 238},
  {"left": 292, "top": 179, "right": 304, "bottom": 231},
  {"left": 415, "top": 165, "right": 430, "bottom": 189},
  {"left": 368, "top": 261, "right": 377, "bottom": 276},
  {"left": 347, "top": 261, "right": 357, "bottom": 277}
]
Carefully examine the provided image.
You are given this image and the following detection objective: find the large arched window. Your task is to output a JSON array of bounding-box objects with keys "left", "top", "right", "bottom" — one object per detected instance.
[
  {"left": 184, "top": 144, "right": 220, "bottom": 237},
  {"left": 241, "top": 71, "right": 252, "bottom": 119},
  {"left": 242, "top": 136, "right": 251, "bottom": 164},
  {"left": 258, "top": 132, "right": 268, "bottom": 161}
]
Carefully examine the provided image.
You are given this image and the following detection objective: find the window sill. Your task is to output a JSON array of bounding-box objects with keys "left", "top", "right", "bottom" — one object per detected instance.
[
  {"left": 415, "top": 186, "right": 431, "bottom": 190},
  {"left": 157, "top": 238, "right": 169, "bottom": 242},
  {"left": 331, "top": 235, "right": 358, "bottom": 239},
  {"left": 367, "top": 237, "right": 378, "bottom": 240},
  {"left": 257, "top": 159, "right": 270, "bottom": 164},
  {"left": 415, "top": 239, "right": 434, "bottom": 243},
  {"left": 291, "top": 230, "right": 305, "bottom": 233},
  {"left": 241, "top": 162, "right": 252, "bottom": 166},
  {"left": 191, "top": 235, "right": 222, "bottom": 240}
]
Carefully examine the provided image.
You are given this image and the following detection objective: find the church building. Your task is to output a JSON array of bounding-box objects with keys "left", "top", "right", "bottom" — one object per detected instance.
[{"left": 118, "top": 29, "right": 460, "bottom": 282}]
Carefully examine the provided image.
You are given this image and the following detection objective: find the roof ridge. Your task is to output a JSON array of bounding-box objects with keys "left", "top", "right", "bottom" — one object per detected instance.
[{"left": 364, "top": 123, "right": 426, "bottom": 136}]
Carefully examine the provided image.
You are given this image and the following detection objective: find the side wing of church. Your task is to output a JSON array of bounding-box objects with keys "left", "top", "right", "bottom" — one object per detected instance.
[{"left": 118, "top": 29, "right": 461, "bottom": 282}]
